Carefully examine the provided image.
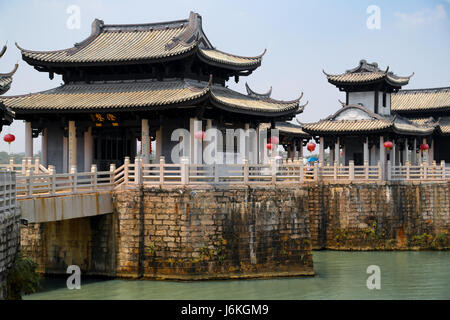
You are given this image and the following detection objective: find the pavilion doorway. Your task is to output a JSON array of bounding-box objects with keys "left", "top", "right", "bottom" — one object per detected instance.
[{"left": 93, "top": 128, "right": 137, "bottom": 171}]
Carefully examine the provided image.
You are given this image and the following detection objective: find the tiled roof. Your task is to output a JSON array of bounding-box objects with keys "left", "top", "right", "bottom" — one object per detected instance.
[
  {"left": 391, "top": 87, "right": 450, "bottom": 112},
  {"left": 0, "top": 45, "right": 18, "bottom": 95},
  {"left": 1, "top": 79, "right": 303, "bottom": 116},
  {"left": 302, "top": 104, "right": 433, "bottom": 136},
  {"left": 17, "top": 12, "right": 262, "bottom": 70},
  {"left": 324, "top": 59, "right": 412, "bottom": 87},
  {"left": 302, "top": 119, "right": 392, "bottom": 134},
  {"left": 211, "top": 86, "right": 302, "bottom": 114},
  {"left": 392, "top": 116, "right": 435, "bottom": 135},
  {"left": 198, "top": 48, "right": 263, "bottom": 67},
  {"left": 437, "top": 117, "right": 450, "bottom": 135},
  {"left": 0, "top": 76, "right": 12, "bottom": 95},
  {"left": 275, "top": 122, "right": 310, "bottom": 137}
]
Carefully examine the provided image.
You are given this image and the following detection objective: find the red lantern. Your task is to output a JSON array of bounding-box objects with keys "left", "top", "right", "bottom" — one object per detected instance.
[
  {"left": 306, "top": 142, "right": 316, "bottom": 152},
  {"left": 266, "top": 143, "right": 274, "bottom": 150},
  {"left": 420, "top": 144, "right": 429, "bottom": 151},
  {"left": 3, "top": 134, "right": 15, "bottom": 144},
  {"left": 269, "top": 136, "right": 279, "bottom": 145},
  {"left": 194, "top": 131, "right": 206, "bottom": 140},
  {"left": 384, "top": 141, "right": 393, "bottom": 150}
]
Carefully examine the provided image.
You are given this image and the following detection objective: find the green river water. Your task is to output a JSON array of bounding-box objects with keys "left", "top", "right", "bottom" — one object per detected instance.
[{"left": 24, "top": 251, "right": 449, "bottom": 300}]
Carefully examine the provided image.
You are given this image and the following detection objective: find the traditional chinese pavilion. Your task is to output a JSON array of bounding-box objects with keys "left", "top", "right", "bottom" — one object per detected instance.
[
  {"left": 0, "top": 44, "right": 16, "bottom": 131},
  {"left": 1, "top": 12, "right": 306, "bottom": 172},
  {"left": 391, "top": 87, "right": 450, "bottom": 163},
  {"left": 302, "top": 60, "right": 436, "bottom": 167}
]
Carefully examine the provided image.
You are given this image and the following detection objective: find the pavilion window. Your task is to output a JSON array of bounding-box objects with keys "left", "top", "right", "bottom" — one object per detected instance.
[{"left": 382, "top": 92, "right": 386, "bottom": 108}]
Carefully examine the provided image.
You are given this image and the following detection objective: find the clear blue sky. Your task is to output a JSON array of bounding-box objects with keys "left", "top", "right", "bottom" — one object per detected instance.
[{"left": 0, "top": 0, "right": 449, "bottom": 153}]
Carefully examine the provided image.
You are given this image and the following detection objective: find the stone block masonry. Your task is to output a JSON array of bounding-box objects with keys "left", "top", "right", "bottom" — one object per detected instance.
[
  {"left": 19, "top": 181, "right": 449, "bottom": 279},
  {"left": 309, "top": 181, "right": 450, "bottom": 250},
  {"left": 114, "top": 186, "right": 313, "bottom": 279},
  {"left": 0, "top": 201, "right": 20, "bottom": 299}
]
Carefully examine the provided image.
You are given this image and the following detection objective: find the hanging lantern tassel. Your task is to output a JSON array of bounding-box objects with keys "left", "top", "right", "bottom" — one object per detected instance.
[{"left": 384, "top": 141, "right": 393, "bottom": 151}]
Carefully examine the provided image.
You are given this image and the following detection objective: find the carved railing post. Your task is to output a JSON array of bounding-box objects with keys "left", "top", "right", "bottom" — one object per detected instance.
[
  {"left": 243, "top": 158, "right": 249, "bottom": 184},
  {"left": 377, "top": 161, "right": 382, "bottom": 181},
  {"left": 124, "top": 157, "right": 130, "bottom": 186},
  {"left": 159, "top": 156, "right": 165, "bottom": 185},
  {"left": 70, "top": 165, "right": 77, "bottom": 193},
  {"left": 441, "top": 160, "right": 446, "bottom": 180},
  {"left": 27, "top": 169, "right": 33, "bottom": 197},
  {"left": 349, "top": 160, "right": 355, "bottom": 180},
  {"left": 299, "top": 160, "right": 304, "bottom": 184},
  {"left": 110, "top": 163, "right": 116, "bottom": 186},
  {"left": 181, "top": 156, "right": 189, "bottom": 185},
  {"left": 135, "top": 157, "right": 142, "bottom": 185},
  {"left": 405, "top": 161, "right": 410, "bottom": 180},
  {"left": 364, "top": 160, "right": 369, "bottom": 180},
  {"left": 49, "top": 165, "right": 56, "bottom": 195},
  {"left": 91, "top": 164, "right": 97, "bottom": 191},
  {"left": 387, "top": 160, "right": 392, "bottom": 181}
]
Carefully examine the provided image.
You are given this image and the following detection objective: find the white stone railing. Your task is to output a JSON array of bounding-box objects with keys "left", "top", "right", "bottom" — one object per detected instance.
[
  {"left": 389, "top": 160, "right": 449, "bottom": 181},
  {"left": 0, "top": 170, "right": 17, "bottom": 215},
  {"left": 2, "top": 157, "right": 450, "bottom": 199}
]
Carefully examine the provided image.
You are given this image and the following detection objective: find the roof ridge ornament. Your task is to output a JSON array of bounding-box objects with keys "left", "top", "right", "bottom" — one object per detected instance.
[{"left": 165, "top": 11, "right": 202, "bottom": 51}]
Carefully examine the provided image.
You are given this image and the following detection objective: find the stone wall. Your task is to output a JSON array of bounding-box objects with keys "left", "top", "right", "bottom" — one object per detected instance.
[
  {"left": 0, "top": 172, "right": 20, "bottom": 300},
  {"left": 19, "top": 181, "right": 450, "bottom": 279},
  {"left": 21, "top": 213, "right": 115, "bottom": 276},
  {"left": 309, "top": 181, "right": 450, "bottom": 250},
  {"left": 114, "top": 186, "right": 313, "bottom": 279}
]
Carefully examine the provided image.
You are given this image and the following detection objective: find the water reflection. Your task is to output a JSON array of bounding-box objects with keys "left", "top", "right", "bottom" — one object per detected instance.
[{"left": 25, "top": 251, "right": 450, "bottom": 300}]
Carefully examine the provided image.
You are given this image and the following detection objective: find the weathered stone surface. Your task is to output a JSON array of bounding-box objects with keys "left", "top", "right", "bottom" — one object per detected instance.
[
  {"left": 114, "top": 186, "right": 313, "bottom": 279},
  {"left": 20, "top": 181, "right": 450, "bottom": 280},
  {"left": 308, "top": 181, "right": 450, "bottom": 250},
  {"left": 0, "top": 172, "right": 20, "bottom": 300}
]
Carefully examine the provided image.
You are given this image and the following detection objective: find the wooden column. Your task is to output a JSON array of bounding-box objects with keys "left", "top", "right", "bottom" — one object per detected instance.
[
  {"left": 392, "top": 139, "right": 396, "bottom": 166},
  {"left": 429, "top": 138, "right": 434, "bottom": 164},
  {"left": 68, "top": 120, "right": 77, "bottom": 168},
  {"left": 363, "top": 137, "right": 369, "bottom": 164},
  {"left": 190, "top": 117, "right": 202, "bottom": 164},
  {"left": 249, "top": 126, "right": 258, "bottom": 164},
  {"left": 403, "top": 138, "right": 408, "bottom": 165},
  {"left": 412, "top": 138, "right": 417, "bottom": 165},
  {"left": 379, "top": 136, "right": 385, "bottom": 169},
  {"left": 25, "top": 121, "right": 33, "bottom": 158},
  {"left": 330, "top": 146, "right": 334, "bottom": 165},
  {"left": 298, "top": 139, "right": 303, "bottom": 159},
  {"left": 156, "top": 125, "right": 162, "bottom": 160},
  {"left": 422, "top": 137, "right": 428, "bottom": 163},
  {"left": 84, "top": 127, "right": 93, "bottom": 172},
  {"left": 141, "top": 119, "right": 150, "bottom": 164},
  {"left": 335, "top": 137, "right": 340, "bottom": 165},
  {"left": 319, "top": 137, "right": 324, "bottom": 164},
  {"left": 41, "top": 128, "right": 47, "bottom": 167},
  {"left": 63, "top": 136, "right": 68, "bottom": 173}
]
